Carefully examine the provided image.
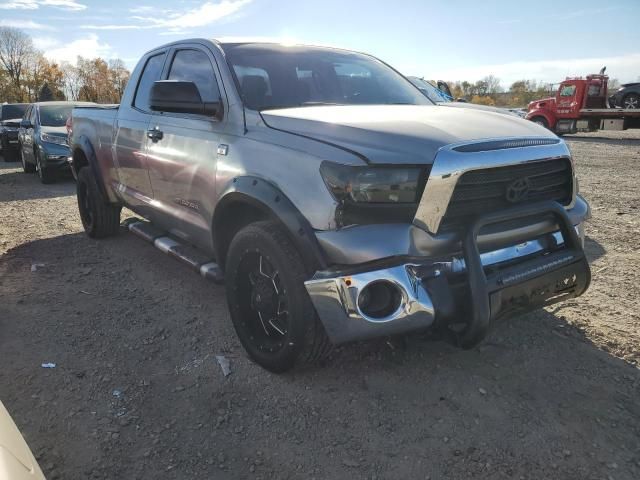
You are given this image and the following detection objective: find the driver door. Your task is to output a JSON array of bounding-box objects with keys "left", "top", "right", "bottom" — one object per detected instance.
[{"left": 146, "top": 46, "right": 226, "bottom": 249}]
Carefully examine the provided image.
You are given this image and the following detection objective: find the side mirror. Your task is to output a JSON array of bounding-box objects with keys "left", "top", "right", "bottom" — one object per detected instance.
[
  {"left": 20, "top": 119, "right": 32, "bottom": 129},
  {"left": 150, "top": 80, "right": 222, "bottom": 118}
]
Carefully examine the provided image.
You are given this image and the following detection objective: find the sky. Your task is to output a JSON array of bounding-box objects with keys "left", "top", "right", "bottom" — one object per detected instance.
[{"left": 1, "top": 0, "right": 639, "bottom": 88}]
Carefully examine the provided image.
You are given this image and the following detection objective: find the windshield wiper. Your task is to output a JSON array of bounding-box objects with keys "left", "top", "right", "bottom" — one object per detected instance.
[{"left": 258, "top": 102, "right": 344, "bottom": 111}]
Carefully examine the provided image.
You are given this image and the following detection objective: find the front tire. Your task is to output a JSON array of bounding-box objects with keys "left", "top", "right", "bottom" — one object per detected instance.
[
  {"left": 622, "top": 93, "right": 639, "bottom": 109},
  {"left": 36, "top": 150, "right": 55, "bottom": 184},
  {"left": 21, "top": 146, "right": 35, "bottom": 173},
  {"left": 77, "top": 167, "right": 121, "bottom": 238},
  {"left": 530, "top": 116, "right": 549, "bottom": 129},
  {"left": 225, "top": 221, "right": 331, "bottom": 373}
]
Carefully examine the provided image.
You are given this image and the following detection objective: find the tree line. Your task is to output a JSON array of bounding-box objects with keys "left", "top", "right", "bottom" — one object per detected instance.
[
  {"left": 0, "top": 27, "right": 130, "bottom": 104},
  {"left": 443, "top": 75, "right": 621, "bottom": 107}
]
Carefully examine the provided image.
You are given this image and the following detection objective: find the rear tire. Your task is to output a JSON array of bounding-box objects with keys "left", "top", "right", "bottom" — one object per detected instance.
[
  {"left": 622, "top": 93, "right": 639, "bottom": 109},
  {"left": 225, "top": 220, "right": 331, "bottom": 373},
  {"left": 77, "top": 166, "right": 121, "bottom": 238}
]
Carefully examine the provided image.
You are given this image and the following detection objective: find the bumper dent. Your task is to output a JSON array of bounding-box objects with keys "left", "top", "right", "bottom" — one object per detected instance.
[{"left": 307, "top": 217, "right": 587, "bottom": 345}]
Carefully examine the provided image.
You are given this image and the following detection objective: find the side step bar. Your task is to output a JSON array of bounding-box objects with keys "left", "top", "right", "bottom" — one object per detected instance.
[{"left": 123, "top": 218, "right": 224, "bottom": 284}]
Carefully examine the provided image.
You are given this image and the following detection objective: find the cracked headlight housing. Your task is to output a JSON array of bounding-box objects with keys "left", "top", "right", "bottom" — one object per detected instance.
[{"left": 320, "top": 161, "right": 429, "bottom": 226}]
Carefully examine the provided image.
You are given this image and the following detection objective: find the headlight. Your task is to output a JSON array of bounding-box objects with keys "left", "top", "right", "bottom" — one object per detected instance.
[
  {"left": 320, "top": 162, "right": 424, "bottom": 204},
  {"left": 40, "top": 132, "right": 67, "bottom": 146}
]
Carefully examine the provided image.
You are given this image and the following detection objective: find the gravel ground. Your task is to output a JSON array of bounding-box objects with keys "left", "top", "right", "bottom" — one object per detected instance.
[{"left": 0, "top": 130, "right": 639, "bottom": 480}]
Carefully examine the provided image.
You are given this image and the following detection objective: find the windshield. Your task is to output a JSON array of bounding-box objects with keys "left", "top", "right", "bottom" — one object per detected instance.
[
  {"left": 407, "top": 77, "right": 452, "bottom": 103},
  {"left": 1, "top": 104, "right": 28, "bottom": 121},
  {"left": 39, "top": 105, "right": 74, "bottom": 127},
  {"left": 222, "top": 43, "right": 432, "bottom": 110}
]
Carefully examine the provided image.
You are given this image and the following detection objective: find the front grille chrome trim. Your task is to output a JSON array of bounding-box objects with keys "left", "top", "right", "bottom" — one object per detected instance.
[{"left": 413, "top": 137, "right": 576, "bottom": 234}]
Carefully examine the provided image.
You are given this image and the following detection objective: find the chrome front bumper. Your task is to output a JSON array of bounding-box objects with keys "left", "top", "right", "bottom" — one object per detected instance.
[{"left": 305, "top": 223, "right": 585, "bottom": 344}]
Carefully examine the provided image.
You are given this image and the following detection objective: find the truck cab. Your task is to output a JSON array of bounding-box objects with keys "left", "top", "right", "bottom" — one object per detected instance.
[
  {"left": 527, "top": 74, "right": 609, "bottom": 133},
  {"left": 527, "top": 71, "right": 640, "bottom": 134}
]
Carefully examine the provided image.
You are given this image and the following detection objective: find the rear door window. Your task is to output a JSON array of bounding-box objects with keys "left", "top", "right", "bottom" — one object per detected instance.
[
  {"left": 167, "top": 49, "right": 220, "bottom": 103},
  {"left": 134, "top": 53, "right": 166, "bottom": 112}
]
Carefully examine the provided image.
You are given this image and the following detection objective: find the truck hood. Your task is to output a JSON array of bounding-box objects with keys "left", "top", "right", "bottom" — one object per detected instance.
[
  {"left": 0, "top": 118, "right": 22, "bottom": 128},
  {"left": 528, "top": 97, "right": 556, "bottom": 111},
  {"left": 261, "top": 105, "right": 553, "bottom": 164},
  {"left": 437, "top": 101, "right": 519, "bottom": 117}
]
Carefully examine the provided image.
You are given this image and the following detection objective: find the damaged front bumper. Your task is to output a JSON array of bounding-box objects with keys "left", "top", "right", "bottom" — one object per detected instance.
[{"left": 305, "top": 201, "right": 591, "bottom": 345}]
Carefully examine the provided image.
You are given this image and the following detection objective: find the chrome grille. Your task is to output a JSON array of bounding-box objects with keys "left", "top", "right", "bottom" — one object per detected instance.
[{"left": 440, "top": 158, "right": 573, "bottom": 230}]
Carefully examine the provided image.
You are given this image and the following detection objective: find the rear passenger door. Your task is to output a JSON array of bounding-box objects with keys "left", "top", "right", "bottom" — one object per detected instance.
[
  {"left": 147, "top": 46, "right": 226, "bottom": 249},
  {"left": 113, "top": 51, "right": 166, "bottom": 209}
]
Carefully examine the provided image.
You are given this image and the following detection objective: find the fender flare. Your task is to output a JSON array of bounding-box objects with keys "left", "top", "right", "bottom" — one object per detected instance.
[
  {"left": 213, "top": 176, "right": 327, "bottom": 271},
  {"left": 71, "top": 135, "right": 114, "bottom": 202}
]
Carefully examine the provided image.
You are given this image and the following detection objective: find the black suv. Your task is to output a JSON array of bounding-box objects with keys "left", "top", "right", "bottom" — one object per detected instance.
[
  {"left": 0, "top": 103, "right": 29, "bottom": 161},
  {"left": 608, "top": 83, "right": 640, "bottom": 109}
]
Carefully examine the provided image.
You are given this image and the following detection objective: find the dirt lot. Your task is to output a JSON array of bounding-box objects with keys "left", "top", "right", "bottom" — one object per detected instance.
[{"left": 1, "top": 131, "right": 639, "bottom": 480}]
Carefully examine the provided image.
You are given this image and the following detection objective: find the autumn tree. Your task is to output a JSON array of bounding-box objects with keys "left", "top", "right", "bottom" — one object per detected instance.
[
  {"left": 60, "top": 61, "right": 81, "bottom": 100},
  {"left": 0, "top": 27, "right": 34, "bottom": 101},
  {"left": 1, "top": 27, "right": 130, "bottom": 104},
  {"left": 75, "top": 56, "right": 128, "bottom": 103}
]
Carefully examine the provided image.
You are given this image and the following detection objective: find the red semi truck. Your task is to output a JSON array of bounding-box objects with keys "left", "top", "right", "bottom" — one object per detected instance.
[{"left": 526, "top": 72, "right": 640, "bottom": 134}]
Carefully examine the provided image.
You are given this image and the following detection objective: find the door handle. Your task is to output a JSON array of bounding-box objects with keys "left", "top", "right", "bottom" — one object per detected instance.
[{"left": 147, "top": 127, "right": 164, "bottom": 142}]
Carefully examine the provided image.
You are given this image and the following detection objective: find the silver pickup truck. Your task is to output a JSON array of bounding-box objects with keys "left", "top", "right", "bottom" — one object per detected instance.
[{"left": 70, "top": 39, "right": 591, "bottom": 372}]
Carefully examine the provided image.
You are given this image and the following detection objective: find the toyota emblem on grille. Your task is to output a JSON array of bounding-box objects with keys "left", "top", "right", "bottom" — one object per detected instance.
[{"left": 505, "top": 177, "right": 531, "bottom": 203}]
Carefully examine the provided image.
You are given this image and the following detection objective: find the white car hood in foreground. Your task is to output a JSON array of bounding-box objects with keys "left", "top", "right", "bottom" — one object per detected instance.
[{"left": 0, "top": 401, "right": 45, "bottom": 480}]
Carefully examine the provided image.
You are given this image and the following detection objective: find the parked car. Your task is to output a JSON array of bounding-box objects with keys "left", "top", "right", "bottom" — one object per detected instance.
[
  {"left": 608, "top": 82, "right": 640, "bottom": 109},
  {"left": 70, "top": 40, "right": 591, "bottom": 372},
  {"left": 407, "top": 76, "right": 520, "bottom": 117},
  {"left": 407, "top": 76, "right": 453, "bottom": 102},
  {"left": 0, "top": 103, "right": 29, "bottom": 161},
  {"left": 18, "top": 101, "right": 92, "bottom": 183}
]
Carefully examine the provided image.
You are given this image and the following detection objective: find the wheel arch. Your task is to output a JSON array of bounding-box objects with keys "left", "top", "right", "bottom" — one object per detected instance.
[
  {"left": 71, "top": 135, "right": 118, "bottom": 203},
  {"left": 528, "top": 112, "right": 554, "bottom": 129},
  {"left": 212, "top": 176, "right": 327, "bottom": 272}
]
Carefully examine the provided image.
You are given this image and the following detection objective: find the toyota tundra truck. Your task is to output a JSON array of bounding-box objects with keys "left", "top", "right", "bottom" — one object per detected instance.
[{"left": 69, "top": 40, "right": 591, "bottom": 372}]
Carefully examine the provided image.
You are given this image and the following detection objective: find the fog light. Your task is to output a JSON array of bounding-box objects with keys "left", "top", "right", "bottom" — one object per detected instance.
[{"left": 357, "top": 280, "right": 402, "bottom": 319}]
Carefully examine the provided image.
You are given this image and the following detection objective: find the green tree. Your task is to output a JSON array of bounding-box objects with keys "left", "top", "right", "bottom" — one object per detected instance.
[{"left": 38, "top": 82, "right": 54, "bottom": 101}]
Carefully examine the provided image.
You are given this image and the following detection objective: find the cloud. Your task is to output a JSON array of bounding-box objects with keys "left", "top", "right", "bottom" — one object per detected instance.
[
  {"left": 32, "top": 35, "right": 59, "bottom": 49},
  {"left": 0, "top": 0, "right": 86, "bottom": 10},
  {"left": 422, "top": 53, "right": 640, "bottom": 87},
  {"left": 82, "top": 0, "right": 251, "bottom": 31},
  {"left": 43, "top": 34, "right": 115, "bottom": 63},
  {"left": 0, "top": 19, "right": 55, "bottom": 30},
  {"left": 128, "top": 5, "right": 153, "bottom": 14},
  {"left": 497, "top": 6, "right": 622, "bottom": 25}
]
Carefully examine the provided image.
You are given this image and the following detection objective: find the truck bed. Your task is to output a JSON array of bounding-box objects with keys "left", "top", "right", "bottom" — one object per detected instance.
[{"left": 579, "top": 108, "right": 640, "bottom": 117}]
